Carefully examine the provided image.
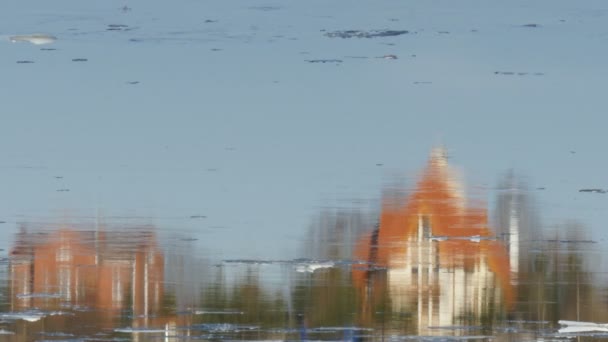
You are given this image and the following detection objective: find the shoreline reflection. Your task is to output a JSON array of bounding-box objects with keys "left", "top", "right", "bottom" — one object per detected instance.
[{"left": 1, "top": 148, "right": 607, "bottom": 340}]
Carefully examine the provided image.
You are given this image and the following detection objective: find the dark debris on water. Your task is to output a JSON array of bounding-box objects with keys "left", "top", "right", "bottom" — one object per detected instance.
[
  {"left": 323, "top": 30, "right": 409, "bottom": 39},
  {"left": 579, "top": 188, "right": 607, "bottom": 194},
  {"left": 306, "top": 59, "right": 343, "bottom": 64},
  {"left": 495, "top": 71, "right": 544, "bottom": 76},
  {"left": 72, "top": 58, "right": 88, "bottom": 62},
  {"left": 17, "top": 60, "right": 34, "bottom": 64}
]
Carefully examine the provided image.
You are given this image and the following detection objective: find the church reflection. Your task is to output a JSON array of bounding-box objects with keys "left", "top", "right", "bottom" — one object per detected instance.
[
  {"left": 2, "top": 148, "right": 607, "bottom": 340},
  {"left": 352, "top": 148, "right": 514, "bottom": 334}
]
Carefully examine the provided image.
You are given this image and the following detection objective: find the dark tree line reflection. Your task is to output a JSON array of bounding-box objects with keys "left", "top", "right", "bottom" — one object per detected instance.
[{"left": 1, "top": 148, "right": 607, "bottom": 340}]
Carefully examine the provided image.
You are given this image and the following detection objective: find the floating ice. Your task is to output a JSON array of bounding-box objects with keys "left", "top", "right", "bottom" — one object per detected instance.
[
  {"left": 559, "top": 320, "right": 608, "bottom": 334},
  {"left": 295, "top": 261, "right": 334, "bottom": 273},
  {"left": 0, "top": 312, "right": 45, "bottom": 322},
  {"left": 9, "top": 34, "right": 57, "bottom": 45},
  {"left": 380, "top": 54, "right": 398, "bottom": 59},
  {"left": 469, "top": 235, "right": 481, "bottom": 243}
]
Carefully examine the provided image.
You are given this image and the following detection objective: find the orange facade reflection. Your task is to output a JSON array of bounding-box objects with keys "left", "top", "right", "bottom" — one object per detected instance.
[
  {"left": 9, "top": 226, "right": 170, "bottom": 331},
  {"left": 354, "top": 148, "right": 514, "bottom": 332}
]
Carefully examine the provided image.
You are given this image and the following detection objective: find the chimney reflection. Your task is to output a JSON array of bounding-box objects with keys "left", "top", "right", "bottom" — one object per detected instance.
[
  {"left": 354, "top": 148, "right": 514, "bottom": 333},
  {"left": 9, "top": 225, "right": 163, "bottom": 322}
]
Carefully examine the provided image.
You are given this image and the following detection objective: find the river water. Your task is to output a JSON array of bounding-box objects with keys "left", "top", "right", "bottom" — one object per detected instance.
[{"left": 2, "top": 0, "right": 608, "bottom": 340}]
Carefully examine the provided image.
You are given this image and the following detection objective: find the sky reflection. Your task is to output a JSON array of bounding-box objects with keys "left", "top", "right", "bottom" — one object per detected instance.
[
  {"left": 2, "top": 0, "right": 608, "bottom": 340},
  {"left": 1, "top": 148, "right": 606, "bottom": 340}
]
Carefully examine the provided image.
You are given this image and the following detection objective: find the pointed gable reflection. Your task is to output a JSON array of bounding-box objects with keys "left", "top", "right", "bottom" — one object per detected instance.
[{"left": 354, "top": 148, "right": 514, "bottom": 333}]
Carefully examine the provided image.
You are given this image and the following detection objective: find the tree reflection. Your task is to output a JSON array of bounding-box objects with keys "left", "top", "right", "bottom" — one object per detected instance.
[{"left": 3, "top": 149, "right": 608, "bottom": 340}]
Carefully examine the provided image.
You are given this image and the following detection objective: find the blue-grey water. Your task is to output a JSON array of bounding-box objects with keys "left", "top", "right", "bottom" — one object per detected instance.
[{"left": 2, "top": 0, "right": 608, "bottom": 340}]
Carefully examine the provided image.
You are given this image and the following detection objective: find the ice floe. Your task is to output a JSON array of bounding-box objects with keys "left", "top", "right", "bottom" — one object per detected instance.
[
  {"left": 0, "top": 311, "right": 45, "bottom": 322},
  {"left": 295, "top": 260, "right": 334, "bottom": 273},
  {"left": 558, "top": 320, "right": 608, "bottom": 334},
  {"left": 9, "top": 34, "right": 57, "bottom": 45}
]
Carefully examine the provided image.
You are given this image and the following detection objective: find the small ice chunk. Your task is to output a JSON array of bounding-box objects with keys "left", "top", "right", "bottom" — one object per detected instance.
[
  {"left": 0, "top": 312, "right": 45, "bottom": 322},
  {"left": 295, "top": 261, "right": 334, "bottom": 273},
  {"left": 469, "top": 235, "right": 481, "bottom": 243},
  {"left": 559, "top": 320, "right": 608, "bottom": 333},
  {"left": 10, "top": 34, "right": 57, "bottom": 45}
]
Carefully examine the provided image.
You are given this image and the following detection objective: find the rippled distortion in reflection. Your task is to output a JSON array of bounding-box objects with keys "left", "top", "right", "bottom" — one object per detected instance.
[
  {"left": 353, "top": 147, "right": 513, "bottom": 338},
  {"left": 0, "top": 148, "right": 605, "bottom": 340}
]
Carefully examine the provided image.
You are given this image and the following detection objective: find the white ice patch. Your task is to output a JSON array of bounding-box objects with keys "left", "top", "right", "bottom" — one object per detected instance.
[
  {"left": 0, "top": 312, "right": 45, "bottom": 322},
  {"left": 9, "top": 34, "right": 57, "bottom": 45},
  {"left": 295, "top": 261, "right": 334, "bottom": 273},
  {"left": 559, "top": 320, "right": 608, "bottom": 333}
]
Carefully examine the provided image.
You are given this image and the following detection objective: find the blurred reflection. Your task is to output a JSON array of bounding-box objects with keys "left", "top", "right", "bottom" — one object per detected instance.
[
  {"left": 353, "top": 148, "right": 513, "bottom": 335},
  {"left": 493, "top": 171, "right": 541, "bottom": 277},
  {"left": 6, "top": 224, "right": 182, "bottom": 339},
  {"left": 2, "top": 149, "right": 608, "bottom": 340}
]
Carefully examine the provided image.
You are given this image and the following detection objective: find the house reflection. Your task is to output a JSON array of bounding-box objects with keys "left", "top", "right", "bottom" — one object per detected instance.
[
  {"left": 8, "top": 224, "right": 175, "bottom": 335},
  {"left": 354, "top": 148, "right": 514, "bottom": 334}
]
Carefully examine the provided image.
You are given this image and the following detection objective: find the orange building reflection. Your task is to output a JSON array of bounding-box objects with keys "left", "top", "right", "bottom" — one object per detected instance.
[
  {"left": 354, "top": 148, "right": 514, "bottom": 333},
  {"left": 9, "top": 225, "right": 168, "bottom": 329}
]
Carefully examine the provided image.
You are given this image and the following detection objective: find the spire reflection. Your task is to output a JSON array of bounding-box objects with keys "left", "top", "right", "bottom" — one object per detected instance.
[{"left": 354, "top": 148, "right": 514, "bottom": 334}]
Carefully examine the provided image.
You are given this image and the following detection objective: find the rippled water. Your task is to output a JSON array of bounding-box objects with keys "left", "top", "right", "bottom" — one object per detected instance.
[{"left": 2, "top": 0, "right": 608, "bottom": 340}]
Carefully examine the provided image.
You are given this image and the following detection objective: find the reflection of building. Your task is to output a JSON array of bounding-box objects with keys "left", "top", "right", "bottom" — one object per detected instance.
[
  {"left": 9, "top": 225, "right": 165, "bottom": 327},
  {"left": 354, "top": 148, "right": 513, "bottom": 334}
]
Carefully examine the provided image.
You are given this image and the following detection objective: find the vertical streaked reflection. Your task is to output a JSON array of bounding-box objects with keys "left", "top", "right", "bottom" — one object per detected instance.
[
  {"left": 6, "top": 224, "right": 178, "bottom": 339},
  {"left": 1, "top": 148, "right": 608, "bottom": 340},
  {"left": 353, "top": 148, "right": 513, "bottom": 337}
]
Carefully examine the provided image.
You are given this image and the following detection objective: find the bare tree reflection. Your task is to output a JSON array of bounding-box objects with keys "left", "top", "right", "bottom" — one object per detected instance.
[{"left": 2, "top": 149, "right": 608, "bottom": 340}]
